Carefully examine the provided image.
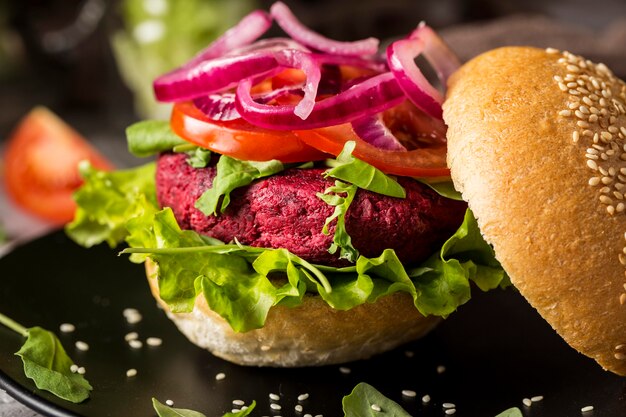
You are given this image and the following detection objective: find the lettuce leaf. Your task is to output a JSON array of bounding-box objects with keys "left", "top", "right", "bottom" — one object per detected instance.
[
  {"left": 342, "top": 383, "right": 411, "bottom": 417},
  {"left": 126, "top": 120, "right": 188, "bottom": 157},
  {"left": 317, "top": 180, "right": 359, "bottom": 262},
  {"left": 69, "top": 163, "right": 508, "bottom": 332},
  {"left": 194, "top": 156, "right": 284, "bottom": 216}
]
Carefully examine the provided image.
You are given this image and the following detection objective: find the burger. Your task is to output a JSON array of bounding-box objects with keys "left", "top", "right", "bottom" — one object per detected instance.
[
  {"left": 66, "top": 2, "right": 509, "bottom": 367},
  {"left": 444, "top": 46, "right": 626, "bottom": 376}
]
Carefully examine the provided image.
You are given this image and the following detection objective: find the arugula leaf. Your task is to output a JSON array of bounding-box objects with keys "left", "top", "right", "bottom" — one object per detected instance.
[
  {"left": 153, "top": 398, "right": 207, "bottom": 417},
  {"left": 152, "top": 398, "right": 256, "bottom": 417},
  {"left": 0, "top": 313, "right": 92, "bottom": 403},
  {"left": 66, "top": 161, "right": 157, "bottom": 250},
  {"left": 195, "top": 155, "right": 284, "bottom": 216},
  {"left": 186, "top": 147, "right": 212, "bottom": 168},
  {"left": 317, "top": 180, "right": 359, "bottom": 262},
  {"left": 342, "top": 383, "right": 411, "bottom": 417},
  {"left": 126, "top": 120, "right": 187, "bottom": 157},
  {"left": 418, "top": 179, "right": 463, "bottom": 201},
  {"left": 325, "top": 141, "right": 405, "bottom": 198},
  {"left": 495, "top": 407, "right": 523, "bottom": 417}
]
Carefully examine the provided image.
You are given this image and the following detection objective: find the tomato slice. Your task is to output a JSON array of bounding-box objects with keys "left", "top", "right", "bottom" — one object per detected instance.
[
  {"left": 171, "top": 101, "right": 329, "bottom": 163},
  {"left": 294, "top": 102, "right": 450, "bottom": 177},
  {"left": 3, "top": 107, "right": 113, "bottom": 224}
]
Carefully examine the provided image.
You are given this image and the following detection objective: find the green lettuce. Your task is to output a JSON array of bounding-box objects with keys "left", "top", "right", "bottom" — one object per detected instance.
[
  {"left": 194, "top": 156, "right": 284, "bottom": 216},
  {"left": 126, "top": 120, "right": 188, "bottom": 157},
  {"left": 317, "top": 180, "right": 359, "bottom": 262},
  {"left": 342, "top": 383, "right": 411, "bottom": 417},
  {"left": 68, "top": 162, "right": 508, "bottom": 332}
]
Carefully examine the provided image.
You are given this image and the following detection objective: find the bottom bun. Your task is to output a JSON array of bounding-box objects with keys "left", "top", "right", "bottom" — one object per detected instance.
[{"left": 145, "top": 259, "right": 440, "bottom": 367}]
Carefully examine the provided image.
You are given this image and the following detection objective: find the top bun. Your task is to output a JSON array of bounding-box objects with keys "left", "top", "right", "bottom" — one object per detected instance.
[{"left": 444, "top": 46, "right": 626, "bottom": 375}]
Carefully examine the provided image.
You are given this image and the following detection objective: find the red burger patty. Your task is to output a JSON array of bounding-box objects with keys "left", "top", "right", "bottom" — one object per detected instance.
[{"left": 156, "top": 152, "right": 467, "bottom": 266}]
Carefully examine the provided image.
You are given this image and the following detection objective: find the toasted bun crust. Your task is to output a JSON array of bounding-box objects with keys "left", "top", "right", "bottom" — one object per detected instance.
[
  {"left": 444, "top": 46, "right": 626, "bottom": 375},
  {"left": 145, "top": 260, "right": 440, "bottom": 367}
]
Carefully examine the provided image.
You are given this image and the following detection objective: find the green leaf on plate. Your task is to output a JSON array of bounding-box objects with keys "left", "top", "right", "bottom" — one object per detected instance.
[
  {"left": 15, "top": 327, "right": 92, "bottom": 403},
  {"left": 342, "top": 382, "right": 411, "bottom": 417},
  {"left": 495, "top": 407, "right": 523, "bottom": 417},
  {"left": 153, "top": 398, "right": 207, "bottom": 417}
]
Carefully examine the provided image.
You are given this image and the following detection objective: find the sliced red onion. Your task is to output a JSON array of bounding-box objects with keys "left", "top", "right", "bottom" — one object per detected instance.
[
  {"left": 226, "top": 37, "right": 309, "bottom": 56},
  {"left": 314, "top": 53, "right": 387, "bottom": 73},
  {"left": 192, "top": 94, "right": 240, "bottom": 121},
  {"left": 270, "top": 1, "right": 379, "bottom": 56},
  {"left": 351, "top": 115, "right": 406, "bottom": 151},
  {"left": 236, "top": 72, "right": 405, "bottom": 130},
  {"left": 274, "top": 49, "right": 320, "bottom": 119},
  {"left": 409, "top": 23, "right": 461, "bottom": 90},
  {"left": 184, "top": 10, "right": 272, "bottom": 68},
  {"left": 154, "top": 52, "right": 279, "bottom": 102}
]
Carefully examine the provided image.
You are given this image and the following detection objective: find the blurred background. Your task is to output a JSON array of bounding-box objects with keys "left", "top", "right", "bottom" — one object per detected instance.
[{"left": 0, "top": 0, "right": 625, "bottom": 244}]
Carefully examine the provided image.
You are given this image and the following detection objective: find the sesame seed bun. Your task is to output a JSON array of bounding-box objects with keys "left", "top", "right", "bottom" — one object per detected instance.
[
  {"left": 444, "top": 46, "right": 626, "bottom": 375},
  {"left": 145, "top": 259, "right": 440, "bottom": 367}
]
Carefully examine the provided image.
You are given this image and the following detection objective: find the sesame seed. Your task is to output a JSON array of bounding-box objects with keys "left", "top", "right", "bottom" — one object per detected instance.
[
  {"left": 616, "top": 344, "right": 626, "bottom": 350},
  {"left": 404, "top": 350, "right": 415, "bottom": 358},
  {"left": 620, "top": 294, "right": 626, "bottom": 305},
  {"left": 126, "top": 368, "right": 137, "bottom": 377},
  {"left": 233, "top": 400, "right": 245, "bottom": 406},
  {"left": 567, "top": 82, "right": 578, "bottom": 88},
  {"left": 614, "top": 192, "right": 624, "bottom": 200},
  {"left": 269, "top": 393, "right": 280, "bottom": 401},
  {"left": 60, "top": 323, "right": 75, "bottom": 333},
  {"left": 422, "top": 395, "right": 431, "bottom": 404},
  {"left": 166, "top": 400, "right": 174, "bottom": 406},
  {"left": 609, "top": 126, "right": 619, "bottom": 133},
  {"left": 570, "top": 89, "right": 582, "bottom": 96},
  {"left": 436, "top": 365, "right": 446, "bottom": 374},
  {"left": 241, "top": 406, "right": 248, "bottom": 411},
  {"left": 589, "top": 177, "right": 601, "bottom": 186},
  {"left": 621, "top": 127, "right": 626, "bottom": 136},
  {"left": 583, "top": 129, "right": 594, "bottom": 137},
  {"left": 295, "top": 405, "right": 303, "bottom": 412},
  {"left": 129, "top": 340, "right": 143, "bottom": 349},
  {"left": 314, "top": 414, "right": 322, "bottom": 417},
  {"left": 304, "top": 415, "right": 312, "bottom": 417},
  {"left": 560, "top": 110, "right": 572, "bottom": 117},
  {"left": 579, "top": 105, "right": 590, "bottom": 114},
  {"left": 123, "top": 308, "right": 139, "bottom": 317},
  {"left": 77, "top": 367, "right": 86, "bottom": 375},
  {"left": 600, "top": 195, "right": 613, "bottom": 204},
  {"left": 215, "top": 372, "right": 226, "bottom": 380},
  {"left": 620, "top": 254, "right": 626, "bottom": 266},
  {"left": 260, "top": 345, "right": 271, "bottom": 351},
  {"left": 567, "top": 64, "right": 580, "bottom": 72},
  {"left": 271, "top": 404, "right": 282, "bottom": 411},
  {"left": 581, "top": 405, "right": 594, "bottom": 412},
  {"left": 546, "top": 48, "right": 559, "bottom": 54},
  {"left": 602, "top": 131, "right": 613, "bottom": 141},
  {"left": 445, "top": 410, "right": 456, "bottom": 415},
  {"left": 558, "top": 83, "right": 568, "bottom": 91},
  {"left": 443, "top": 403, "right": 456, "bottom": 409},
  {"left": 586, "top": 153, "right": 599, "bottom": 160},
  {"left": 578, "top": 120, "right": 590, "bottom": 128},
  {"left": 573, "top": 131, "right": 580, "bottom": 142},
  {"left": 587, "top": 160, "right": 599, "bottom": 170},
  {"left": 601, "top": 176, "right": 612, "bottom": 184},
  {"left": 75, "top": 341, "right": 89, "bottom": 352},
  {"left": 231, "top": 409, "right": 240, "bottom": 414},
  {"left": 298, "top": 394, "right": 310, "bottom": 401},
  {"left": 531, "top": 396, "right": 544, "bottom": 402},
  {"left": 339, "top": 367, "right": 351, "bottom": 374},
  {"left": 617, "top": 203, "right": 625, "bottom": 212},
  {"left": 601, "top": 186, "right": 611, "bottom": 193},
  {"left": 607, "top": 205, "right": 615, "bottom": 215},
  {"left": 70, "top": 364, "right": 79, "bottom": 373},
  {"left": 600, "top": 167, "right": 609, "bottom": 176},
  {"left": 146, "top": 337, "right": 162, "bottom": 347},
  {"left": 125, "top": 332, "right": 138, "bottom": 341},
  {"left": 401, "top": 390, "right": 416, "bottom": 398},
  {"left": 570, "top": 102, "right": 581, "bottom": 110},
  {"left": 370, "top": 404, "right": 382, "bottom": 412}
]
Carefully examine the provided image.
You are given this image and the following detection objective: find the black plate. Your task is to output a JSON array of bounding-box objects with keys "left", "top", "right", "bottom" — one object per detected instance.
[{"left": 1, "top": 231, "right": 625, "bottom": 417}]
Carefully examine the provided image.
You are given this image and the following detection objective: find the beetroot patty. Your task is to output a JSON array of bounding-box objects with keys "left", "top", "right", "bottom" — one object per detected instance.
[{"left": 156, "top": 152, "right": 467, "bottom": 266}]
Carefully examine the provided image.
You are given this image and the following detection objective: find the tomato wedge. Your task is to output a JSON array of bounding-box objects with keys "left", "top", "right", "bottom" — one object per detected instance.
[
  {"left": 3, "top": 107, "right": 113, "bottom": 224},
  {"left": 171, "top": 101, "right": 328, "bottom": 163}
]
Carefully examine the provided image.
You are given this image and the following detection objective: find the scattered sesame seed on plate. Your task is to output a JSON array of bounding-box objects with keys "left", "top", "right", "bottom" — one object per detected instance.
[
  {"left": 241, "top": 406, "right": 248, "bottom": 411},
  {"left": 442, "top": 403, "right": 455, "bottom": 409},
  {"left": 231, "top": 409, "right": 240, "bottom": 414},
  {"left": 75, "top": 341, "right": 89, "bottom": 351},
  {"left": 523, "top": 398, "right": 532, "bottom": 407},
  {"left": 269, "top": 393, "right": 280, "bottom": 401},
  {"left": 270, "top": 403, "right": 282, "bottom": 410},
  {"left": 371, "top": 404, "right": 382, "bottom": 412},
  {"left": 298, "top": 393, "right": 309, "bottom": 401},
  {"left": 314, "top": 414, "right": 323, "bottom": 417},
  {"left": 70, "top": 364, "right": 79, "bottom": 373},
  {"left": 339, "top": 366, "right": 351, "bottom": 374},
  {"left": 581, "top": 405, "right": 594, "bottom": 413},
  {"left": 166, "top": 400, "right": 174, "bottom": 406},
  {"left": 303, "top": 414, "right": 312, "bottom": 417},
  {"left": 215, "top": 372, "right": 226, "bottom": 381},
  {"left": 436, "top": 365, "right": 446, "bottom": 374},
  {"left": 126, "top": 368, "right": 137, "bottom": 378},
  {"left": 59, "top": 323, "right": 75, "bottom": 333},
  {"left": 422, "top": 395, "right": 431, "bottom": 404},
  {"left": 125, "top": 332, "right": 139, "bottom": 341},
  {"left": 445, "top": 409, "right": 456, "bottom": 415},
  {"left": 77, "top": 367, "right": 86, "bottom": 375},
  {"left": 531, "top": 396, "right": 544, "bottom": 402},
  {"left": 404, "top": 350, "right": 414, "bottom": 358},
  {"left": 233, "top": 399, "right": 245, "bottom": 406},
  {"left": 295, "top": 405, "right": 303, "bottom": 412},
  {"left": 401, "top": 390, "right": 416, "bottom": 398},
  {"left": 129, "top": 340, "right": 143, "bottom": 349},
  {"left": 146, "top": 337, "right": 163, "bottom": 347}
]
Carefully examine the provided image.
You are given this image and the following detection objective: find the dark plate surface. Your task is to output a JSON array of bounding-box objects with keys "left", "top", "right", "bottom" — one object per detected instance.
[{"left": 0, "top": 230, "right": 625, "bottom": 417}]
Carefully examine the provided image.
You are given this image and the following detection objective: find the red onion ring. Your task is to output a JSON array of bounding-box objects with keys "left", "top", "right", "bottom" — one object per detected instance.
[
  {"left": 236, "top": 72, "right": 405, "bottom": 130},
  {"left": 409, "top": 23, "right": 460, "bottom": 90},
  {"left": 351, "top": 115, "right": 406, "bottom": 151},
  {"left": 184, "top": 10, "right": 272, "bottom": 68},
  {"left": 270, "top": 1, "right": 379, "bottom": 57}
]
